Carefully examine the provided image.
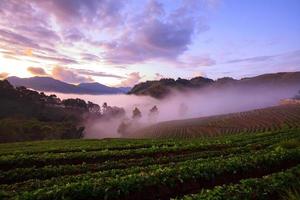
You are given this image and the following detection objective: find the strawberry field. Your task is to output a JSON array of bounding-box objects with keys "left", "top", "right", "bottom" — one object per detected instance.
[
  {"left": 139, "top": 105, "right": 300, "bottom": 138},
  {"left": 0, "top": 126, "right": 300, "bottom": 199}
]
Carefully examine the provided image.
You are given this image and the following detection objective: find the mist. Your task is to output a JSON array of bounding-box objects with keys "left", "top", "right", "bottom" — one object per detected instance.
[{"left": 52, "top": 84, "right": 300, "bottom": 138}]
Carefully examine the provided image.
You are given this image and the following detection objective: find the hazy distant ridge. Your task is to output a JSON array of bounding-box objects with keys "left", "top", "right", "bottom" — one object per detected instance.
[
  {"left": 129, "top": 71, "right": 300, "bottom": 98},
  {"left": 7, "top": 76, "right": 131, "bottom": 94}
]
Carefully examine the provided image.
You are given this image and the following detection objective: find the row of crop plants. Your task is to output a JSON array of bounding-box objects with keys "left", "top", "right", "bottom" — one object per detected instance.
[
  {"left": 1, "top": 134, "right": 300, "bottom": 199},
  {"left": 1, "top": 129, "right": 298, "bottom": 171},
  {"left": 2, "top": 143, "right": 299, "bottom": 199}
]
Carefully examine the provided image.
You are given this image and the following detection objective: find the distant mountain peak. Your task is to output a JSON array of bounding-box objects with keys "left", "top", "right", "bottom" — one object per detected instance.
[{"left": 78, "top": 82, "right": 106, "bottom": 86}]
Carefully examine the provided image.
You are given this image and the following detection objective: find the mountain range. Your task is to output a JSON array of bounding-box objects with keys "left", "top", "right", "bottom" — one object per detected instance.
[
  {"left": 7, "top": 76, "right": 131, "bottom": 94},
  {"left": 6, "top": 71, "right": 300, "bottom": 97},
  {"left": 128, "top": 71, "right": 300, "bottom": 98}
]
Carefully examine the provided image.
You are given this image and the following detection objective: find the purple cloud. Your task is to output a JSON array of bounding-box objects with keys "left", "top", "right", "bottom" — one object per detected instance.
[
  {"left": 0, "top": 0, "right": 211, "bottom": 69},
  {"left": 48, "top": 66, "right": 123, "bottom": 84},
  {"left": 101, "top": 0, "right": 209, "bottom": 64},
  {"left": 80, "top": 53, "right": 101, "bottom": 62},
  {"left": 75, "top": 69, "right": 124, "bottom": 79},
  {"left": 0, "top": 29, "right": 39, "bottom": 49},
  {"left": 226, "top": 50, "right": 300, "bottom": 64},
  {"left": 117, "top": 72, "right": 143, "bottom": 87},
  {"left": 63, "top": 28, "right": 85, "bottom": 42},
  {"left": 34, "top": 54, "right": 79, "bottom": 65},
  {"left": 0, "top": 72, "right": 9, "bottom": 79},
  {"left": 52, "top": 66, "right": 93, "bottom": 84},
  {"left": 0, "top": 28, "right": 77, "bottom": 65},
  {"left": 174, "top": 55, "right": 216, "bottom": 68},
  {"left": 33, "top": 0, "right": 125, "bottom": 29},
  {"left": 15, "top": 25, "right": 61, "bottom": 44},
  {"left": 0, "top": 1, "right": 57, "bottom": 48},
  {"left": 227, "top": 55, "right": 275, "bottom": 64},
  {"left": 27, "top": 67, "right": 48, "bottom": 76}
]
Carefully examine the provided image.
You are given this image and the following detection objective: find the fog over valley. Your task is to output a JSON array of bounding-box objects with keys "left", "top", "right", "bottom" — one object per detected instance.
[{"left": 49, "top": 83, "right": 300, "bottom": 138}]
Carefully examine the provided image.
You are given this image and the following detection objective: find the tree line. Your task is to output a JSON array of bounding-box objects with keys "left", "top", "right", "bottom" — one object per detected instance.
[{"left": 0, "top": 80, "right": 108, "bottom": 142}]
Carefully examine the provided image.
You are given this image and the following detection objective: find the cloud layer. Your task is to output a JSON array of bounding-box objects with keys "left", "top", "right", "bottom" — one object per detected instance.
[
  {"left": 1, "top": 0, "right": 298, "bottom": 85},
  {"left": 52, "top": 66, "right": 93, "bottom": 83},
  {"left": 0, "top": 72, "right": 9, "bottom": 79},
  {"left": 118, "top": 72, "right": 143, "bottom": 87},
  {"left": 100, "top": 0, "right": 210, "bottom": 64},
  {"left": 26, "top": 66, "right": 127, "bottom": 84},
  {"left": 27, "top": 67, "right": 48, "bottom": 76},
  {"left": 0, "top": 0, "right": 211, "bottom": 68}
]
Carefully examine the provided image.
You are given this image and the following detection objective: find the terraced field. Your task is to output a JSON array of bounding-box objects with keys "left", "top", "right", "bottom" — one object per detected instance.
[
  {"left": 0, "top": 127, "right": 300, "bottom": 199},
  {"left": 137, "top": 104, "right": 300, "bottom": 138}
]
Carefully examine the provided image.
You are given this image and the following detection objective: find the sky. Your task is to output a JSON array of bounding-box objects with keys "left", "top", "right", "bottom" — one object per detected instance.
[{"left": 0, "top": 0, "right": 299, "bottom": 87}]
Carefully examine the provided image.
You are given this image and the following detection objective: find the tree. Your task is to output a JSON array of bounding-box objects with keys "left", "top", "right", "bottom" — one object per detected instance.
[
  {"left": 148, "top": 105, "right": 159, "bottom": 122},
  {"left": 87, "top": 101, "right": 100, "bottom": 114},
  {"left": 149, "top": 105, "right": 158, "bottom": 114},
  {"left": 101, "top": 102, "right": 125, "bottom": 118},
  {"left": 294, "top": 90, "right": 300, "bottom": 100},
  {"left": 46, "top": 95, "right": 61, "bottom": 105},
  {"left": 132, "top": 107, "right": 142, "bottom": 119},
  {"left": 117, "top": 119, "right": 131, "bottom": 137},
  {"left": 178, "top": 103, "right": 188, "bottom": 117},
  {"left": 102, "top": 102, "right": 108, "bottom": 113},
  {"left": 0, "top": 80, "right": 91, "bottom": 142},
  {"left": 106, "top": 106, "right": 125, "bottom": 117},
  {"left": 62, "top": 98, "right": 88, "bottom": 110}
]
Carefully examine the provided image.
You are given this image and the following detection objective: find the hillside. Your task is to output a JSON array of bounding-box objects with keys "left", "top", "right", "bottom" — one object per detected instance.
[
  {"left": 128, "top": 77, "right": 214, "bottom": 98},
  {"left": 134, "top": 104, "right": 300, "bottom": 138},
  {"left": 77, "top": 82, "right": 130, "bottom": 94},
  {"left": 0, "top": 79, "right": 129, "bottom": 143},
  {"left": 7, "top": 76, "right": 130, "bottom": 94},
  {"left": 0, "top": 80, "right": 95, "bottom": 142},
  {"left": 128, "top": 71, "right": 300, "bottom": 98}
]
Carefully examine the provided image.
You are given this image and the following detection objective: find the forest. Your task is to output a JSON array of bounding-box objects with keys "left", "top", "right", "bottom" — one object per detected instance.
[{"left": 0, "top": 80, "right": 125, "bottom": 142}]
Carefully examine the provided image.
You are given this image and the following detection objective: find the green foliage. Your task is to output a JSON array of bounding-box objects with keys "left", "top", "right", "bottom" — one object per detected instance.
[
  {"left": 279, "top": 139, "right": 300, "bottom": 149},
  {"left": 281, "top": 186, "right": 300, "bottom": 200},
  {"left": 178, "top": 165, "right": 300, "bottom": 200},
  {"left": 0, "top": 79, "right": 104, "bottom": 142},
  {"left": 0, "top": 80, "right": 88, "bottom": 123},
  {"left": 0, "top": 128, "right": 299, "bottom": 200},
  {"left": 62, "top": 98, "right": 88, "bottom": 111},
  {"left": 0, "top": 118, "right": 84, "bottom": 143}
]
